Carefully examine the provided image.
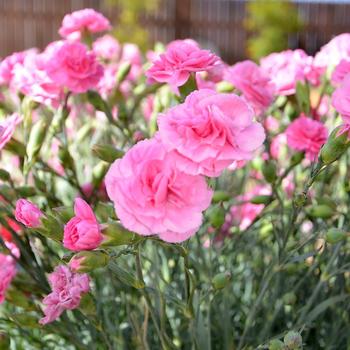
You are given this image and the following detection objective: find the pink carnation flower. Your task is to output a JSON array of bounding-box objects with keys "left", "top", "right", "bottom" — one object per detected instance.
[
  {"left": 45, "top": 41, "right": 103, "bottom": 93},
  {"left": 0, "top": 113, "right": 22, "bottom": 150},
  {"left": 331, "top": 59, "right": 350, "bottom": 86},
  {"left": 15, "top": 199, "right": 43, "bottom": 228},
  {"left": 332, "top": 75, "right": 350, "bottom": 124},
  {"left": 157, "top": 89, "right": 265, "bottom": 177},
  {"left": 59, "top": 8, "right": 111, "bottom": 39},
  {"left": 93, "top": 34, "right": 121, "bottom": 61},
  {"left": 0, "top": 254, "right": 16, "bottom": 304},
  {"left": 146, "top": 39, "right": 219, "bottom": 87},
  {"left": 105, "top": 137, "right": 213, "bottom": 243},
  {"left": 286, "top": 115, "right": 328, "bottom": 160},
  {"left": 40, "top": 265, "right": 90, "bottom": 324},
  {"left": 63, "top": 198, "right": 103, "bottom": 251},
  {"left": 225, "top": 60, "right": 274, "bottom": 114},
  {"left": 260, "top": 49, "right": 316, "bottom": 95}
]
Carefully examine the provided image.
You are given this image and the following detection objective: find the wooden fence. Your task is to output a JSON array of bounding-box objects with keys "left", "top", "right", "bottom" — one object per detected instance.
[{"left": 0, "top": 0, "right": 349, "bottom": 63}]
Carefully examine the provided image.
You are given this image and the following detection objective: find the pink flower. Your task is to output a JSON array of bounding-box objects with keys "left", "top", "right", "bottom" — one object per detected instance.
[
  {"left": 314, "top": 33, "right": 350, "bottom": 70},
  {"left": 44, "top": 41, "right": 103, "bottom": 93},
  {"left": 0, "top": 254, "right": 16, "bottom": 304},
  {"left": 157, "top": 89, "right": 265, "bottom": 177},
  {"left": 105, "top": 137, "right": 213, "bottom": 243},
  {"left": 0, "top": 113, "right": 22, "bottom": 150},
  {"left": 39, "top": 265, "right": 90, "bottom": 324},
  {"left": 196, "top": 62, "right": 228, "bottom": 90},
  {"left": 286, "top": 115, "right": 328, "bottom": 160},
  {"left": 260, "top": 49, "right": 312, "bottom": 95},
  {"left": 224, "top": 60, "right": 274, "bottom": 114},
  {"left": 270, "top": 133, "right": 287, "bottom": 160},
  {"left": 59, "top": 8, "right": 111, "bottom": 39},
  {"left": 229, "top": 186, "right": 271, "bottom": 231},
  {"left": 332, "top": 76, "right": 350, "bottom": 124},
  {"left": 331, "top": 59, "right": 350, "bottom": 86},
  {"left": 93, "top": 34, "right": 121, "bottom": 61},
  {"left": 63, "top": 198, "right": 103, "bottom": 251},
  {"left": 15, "top": 199, "right": 43, "bottom": 228},
  {"left": 146, "top": 39, "right": 219, "bottom": 87}
]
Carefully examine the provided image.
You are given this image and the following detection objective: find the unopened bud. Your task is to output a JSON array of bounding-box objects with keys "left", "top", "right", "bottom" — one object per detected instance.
[
  {"left": 209, "top": 205, "right": 226, "bottom": 229},
  {"left": 269, "top": 339, "right": 285, "bottom": 350},
  {"left": 216, "top": 81, "right": 234, "bottom": 93},
  {"left": 116, "top": 61, "right": 132, "bottom": 84},
  {"left": 101, "top": 221, "right": 141, "bottom": 247},
  {"left": 92, "top": 161, "right": 110, "bottom": 187},
  {"left": 26, "top": 119, "right": 47, "bottom": 163},
  {"left": 92, "top": 144, "right": 124, "bottom": 163},
  {"left": 250, "top": 195, "right": 272, "bottom": 205},
  {"left": 284, "top": 331, "right": 302, "bottom": 349},
  {"left": 69, "top": 251, "right": 109, "bottom": 273},
  {"left": 294, "top": 193, "right": 307, "bottom": 208},
  {"left": 325, "top": 228, "right": 348, "bottom": 244},
  {"left": 262, "top": 161, "right": 277, "bottom": 183},
  {"left": 212, "top": 271, "right": 232, "bottom": 290},
  {"left": 212, "top": 191, "right": 231, "bottom": 203},
  {"left": 307, "top": 204, "right": 334, "bottom": 219}
]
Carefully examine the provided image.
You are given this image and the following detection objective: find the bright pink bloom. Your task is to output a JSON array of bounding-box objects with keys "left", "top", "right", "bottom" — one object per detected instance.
[
  {"left": 260, "top": 49, "right": 313, "bottom": 95},
  {"left": 286, "top": 115, "right": 328, "bottom": 160},
  {"left": 39, "top": 265, "right": 90, "bottom": 324},
  {"left": 331, "top": 59, "right": 350, "bottom": 86},
  {"left": 63, "top": 198, "right": 103, "bottom": 251},
  {"left": 229, "top": 186, "right": 271, "bottom": 231},
  {"left": 15, "top": 199, "right": 43, "bottom": 228},
  {"left": 146, "top": 39, "right": 219, "bottom": 87},
  {"left": 105, "top": 137, "right": 213, "bottom": 243},
  {"left": 332, "top": 76, "right": 350, "bottom": 124},
  {"left": 225, "top": 60, "right": 274, "bottom": 114},
  {"left": 0, "top": 254, "right": 16, "bottom": 304},
  {"left": 93, "top": 34, "right": 121, "bottom": 61},
  {"left": 45, "top": 41, "right": 103, "bottom": 93},
  {"left": 314, "top": 33, "right": 350, "bottom": 70},
  {"left": 59, "top": 8, "right": 111, "bottom": 39},
  {"left": 0, "top": 113, "right": 22, "bottom": 150},
  {"left": 157, "top": 89, "right": 265, "bottom": 177}
]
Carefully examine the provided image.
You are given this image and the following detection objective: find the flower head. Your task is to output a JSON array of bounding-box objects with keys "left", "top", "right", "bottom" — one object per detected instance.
[
  {"left": 15, "top": 199, "right": 43, "bottom": 228},
  {"left": 0, "top": 113, "right": 22, "bottom": 150}
]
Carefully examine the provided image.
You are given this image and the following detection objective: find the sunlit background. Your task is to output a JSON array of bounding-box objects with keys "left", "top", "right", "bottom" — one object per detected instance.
[{"left": 0, "top": 0, "right": 349, "bottom": 63}]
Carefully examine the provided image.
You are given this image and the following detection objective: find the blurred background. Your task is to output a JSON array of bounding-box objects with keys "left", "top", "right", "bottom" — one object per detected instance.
[{"left": 0, "top": 0, "right": 349, "bottom": 63}]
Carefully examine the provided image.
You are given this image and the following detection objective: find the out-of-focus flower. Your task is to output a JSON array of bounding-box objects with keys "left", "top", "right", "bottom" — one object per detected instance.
[
  {"left": 157, "top": 89, "right": 265, "bottom": 177},
  {"left": 15, "top": 199, "right": 43, "bottom": 228},
  {"left": 332, "top": 75, "right": 350, "bottom": 124},
  {"left": 270, "top": 133, "right": 287, "bottom": 160},
  {"left": 286, "top": 115, "right": 328, "bottom": 160},
  {"left": 105, "top": 137, "right": 213, "bottom": 243},
  {"left": 39, "top": 265, "right": 90, "bottom": 324},
  {"left": 93, "top": 34, "right": 121, "bottom": 61},
  {"left": 59, "top": 8, "right": 111, "bottom": 40},
  {"left": 225, "top": 60, "right": 274, "bottom": 114},
  {"left": 146, "top": 39, "right": 219, "bottom": 87},
  {"left": 331, "top": 59, "right": 350, "bottom": 86},
  {"left": 0, "top": 254, "right": 16, "bottom": 304},
  {"left": 63, "top": 198, "right": 103, "bottom": 251},
  {"left": 44, "top": 41, "right": 103, "bottom": 93},
  {"left": 0, "top": 113, "right": 22, "bottom": 150}
]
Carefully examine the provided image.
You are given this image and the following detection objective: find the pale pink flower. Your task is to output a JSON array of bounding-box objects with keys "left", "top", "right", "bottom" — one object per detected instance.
[
  {"left": 0, "top": 254, "right": 16, "bottom": 304},
  {"left": 229, "top": 186, "right": 271, "bottom": 231},
  {"left": 0, "top": 113, "right": 22, "bottom": 150},
  {"left": 332, "top": 75, "right": 350, "bottom": 124},
  {"left": 93, "top": 34, "right": 121, "bottom": 61},
  {"left": 121, "top": 43, "right": 143, "bottom": 80},
  {"left": 196, "top": 62, "right": 228, "bottom": 90},
  {"left": 59, "top": 8, "right": 111, "bottom": 39},
  {"left": 63, "top": 198, "right": 103, "bottom": 251},
  {"left": 44, "top": 41, "right": 103, "bottom": 93},
  {"left": 260, "top": 49, "right": 314, "bottom": 95},
  {"left": 331, "top": 59, "right": 350, "bottom": 86},
  {"left": 105, "top": 137, "right": 213, "bottom": 243},
  {"left": 142, "top": 95, "right": 154, "bottom": 121},
  {"left": 225, "top": 60, "right": 274, "bottom": 114},
  {"left": 157, "top": 89, "right": 265, "bottom": 177},
  {"left": 39, "top": 265, "right": 90, "bottom": 324},
  {"left": 286, "top": 115, "right": 328, "bottom": 160},
  {"left": 146, "top": 39, "right": 219, "bottom": 87},
  {"left": 15, "top": 199, "right": 43, "bottom": 228},
  {"left": 314, "top": 33, "right": 350, "bottom": 70},
  {"left": 270, "top": 133, "right": 287, "bottom": 160}
]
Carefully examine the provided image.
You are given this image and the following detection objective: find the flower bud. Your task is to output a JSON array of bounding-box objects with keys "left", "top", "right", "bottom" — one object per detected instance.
[
  {"left": 101, "top": 221, "right": 141, "bottom": 247},
  {"left": 307, "top": 204, "right": 334, "bottom": 219},
  {"left": 325, "top": 228, "right": 348, "bottom": 244},
  {"left": 212, "top": 271, "right": 232, "bottom": 290},
  {"left": 262, "top": 161, "right": 277, "bottom": 183},
  {"left": 92, "top": 144, "right": 124, "bottom": 163},
  {"left": 320, "top": 125, "right": 350, "bottom": 165},
  {"left": 116, "top": 61, "right": 132, "bottom": 84},
  {"left": 92, "top": 161, "right": 110, "bottom": 188},
  {"left": 290, "top": 151, "right": 304, "bottom": 166},
  {"left": 26, "top": 119, "right": 47, "bottom": 170},
  {"left": 69, "top": 251, "right": 110, "bottom": 273},
  {"left": 212, "top": 191, "right": 231, "bottom": 203},
  {"left": 250, "top": 195, "right": 272, "bottom": 205},
  {"left": 58, "top": 146, "right": 75, "bottom": 171},
  {"left": 208, "top": 205, "right": 226, "bottom": 229},
  {"left": 15, "top": 199, "right": 43, "bottom": 228},
  {"left": 269, "top": 339, "right": 285, "bottom": 350},
  {"left": 216, "top": 81, "right": 234, "bottom": 93},
  {"left": 284, "top": 331, "right": 302, "bottom": 349},
  {"left": 293, "top": 193, "right": 307, "bottom": 208}
]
